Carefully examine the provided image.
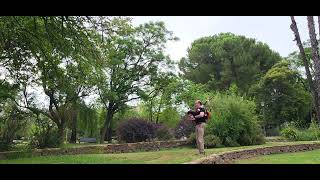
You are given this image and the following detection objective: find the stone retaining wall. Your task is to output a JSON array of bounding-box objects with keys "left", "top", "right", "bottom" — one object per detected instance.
[
  {"left": 188, "top": 143, "right": 320, "bottom": 164},
  {"left": 0, "top": 140, "right": 188, "bottom": 160}
]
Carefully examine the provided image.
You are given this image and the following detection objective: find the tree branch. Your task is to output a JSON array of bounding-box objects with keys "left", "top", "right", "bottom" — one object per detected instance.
[
  {"left": 98, "top": 88, "right": 108, "bottom": 108},
  {"left": 291, "top": 16, "right": 320, "bottom": 122},
  {"left": 12, "top": 97, "right": 53, "bottom": 121},
  {"left": 121, "top": 96, "right": 141, "bottom": 104}
]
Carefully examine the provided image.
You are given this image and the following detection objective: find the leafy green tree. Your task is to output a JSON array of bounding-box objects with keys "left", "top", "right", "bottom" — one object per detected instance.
[
  {"left": 77, "top": 103, "right": 100, "bottom": 139},
  {"left": 286, "top": 47, "right": 320, "bottom": 123},
  {"left": 0, "top": 101, "right": 31, "bottom": 150},
  {"left": 0, "top": 16, "right": 101, "bottom": 144},
  {"left": 0, "top": 79, "right": 30, "bottom": 150},
  {"left": 179, "top": 33, "right": 281, "bottom": 93},
  {"left": 175, "top": 80, "right": 213, "bottom": 109},
  {"left": 93, "top": 18, "right": 177, "bottom": 143},
  {"left": 158, "top": 107, "right": 180, "bottom": 128},
  {"left": 141, "top": 74, "right": 183, "bottom": 123},
  {"left": 286, "top": 46, "right": 314, "bottom": 74},
  {"left": 0, "top": 80, "right": 18, "bottom": 107},
  {"left": 249, "top": 61, "right": 312, "bottom": 127}
]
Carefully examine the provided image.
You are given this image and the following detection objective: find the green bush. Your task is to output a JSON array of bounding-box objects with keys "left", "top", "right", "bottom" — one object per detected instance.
[
  {"left": 296, "top": 131, "right": 318, "bottom": 141},
  {"left": 0, "top": 103, "right": 31, "bottom": 151},
  {"left": 30, "top": 131, "right": 61, "bottom": 149},
  {"left": 280, "top": 126, "right": 298, "bottom": 140},
  {"left": 280, "top": 121, "right": 320, "bottom": 141},
  {"left": 27, "top": 115, "right": 62, "bottom": 149},
  {"left": 308, "top": 120, "right": 320, "bottom": 137},
  {"left": 29, "top": 128, "right": 61, "bottom": 149},
  {"left": 206, "top": 92, "right": 265, "bottom": 147},
  {"left": 204, "top": 134, "right": 222, "bottom": 148},
  {"left": 187, "top": 133, "right": 222, "bottom": 148},
  {"left": 224, "top": 137, "right": 240, "bottom": 147}
]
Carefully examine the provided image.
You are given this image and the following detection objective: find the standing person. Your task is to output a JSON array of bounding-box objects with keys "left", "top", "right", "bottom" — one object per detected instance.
[{"left": 188, "top": 100, "right": 207, "bottom": 155}]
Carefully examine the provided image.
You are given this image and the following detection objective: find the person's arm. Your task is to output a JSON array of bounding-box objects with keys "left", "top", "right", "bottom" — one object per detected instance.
[
  {"left": 188, "top": 114, "right": 195, "bottom": 121},
  {"left": 194, "top": 107, "right": 206, "bottom": 118},
  {"left": 194, "top": 112, "right": 204, "bottom": 118},
  {"left": 186, "top": 111, "right": 196, "bottom": 121}
]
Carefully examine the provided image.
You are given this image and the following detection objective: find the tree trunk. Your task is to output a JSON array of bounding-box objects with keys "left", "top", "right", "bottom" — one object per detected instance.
[
  {"left": 150, "top": 100, "right": 153, "bottom": 122},
  {"left": 70, "top": 111, "right": 77, "bottom": 143},
  {"left": 57, "top": 122, "right": 65, "bottom": 144},
  {"left": 156, "top": 97, "right": 163, "bottom": 124},
  {"left": 307, "top": 16, "right": 320, "bottom": 123},
  {"left": 290, "top": 16, "right": 320, "bottom": 123},
  {"left": 100, "top": 104, "right": 114, "bottom": 144},
  {"left": 46, "top": 90, "right": 66, "bottom": 144},
  {"left": 106, "top": 121, "right": 112, "bottom": 143}
]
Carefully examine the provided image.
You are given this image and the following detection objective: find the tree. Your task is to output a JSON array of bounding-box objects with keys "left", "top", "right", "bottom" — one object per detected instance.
[
  {"left": 141, "top": 74, "right": 183, "bottom": 124},
  {"left": 249, "top": 61, "right": 312, "bottom": 127},
  {"left": 286, "top": 46, "right": 314, "bottom": 75},
  {"left": 0, "top": 102, "right": 31, "bottom": 150},
  {"left": 0, "top": 16, "right": 100, "bottom": 144},
  {"left": 0, "top": 80, "right": 18, "bottom": 107},
  {"left": 157, "top": 107, "right": 181, "bottom": 128},
  {"left": 290, "top": 16, "right": 320, "bottom": 123},
  {"left": 307, "top": 16, "right": 320, "bottom": 123},
  {"left": 77, "top": 103, "right": 100, "bottom": 139},
  {"left": 153, "top": 76, "right": 182, "bottom": 124},
  {"left": 94, "top": 18, "right": 177, "bottom": 143},
  {"left": 0, "top": 80, "right": 30, "bottom": 150},
  {"left": 175, "top": 80, "right": 212, "bottom": 108},
  {"left": 179, "top": 33, "right": 281, "bottom": 93}
]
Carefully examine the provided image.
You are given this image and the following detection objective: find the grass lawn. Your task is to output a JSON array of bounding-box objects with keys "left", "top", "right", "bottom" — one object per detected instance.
[
  {"left": 235, "top": 148, "right": 320, "bottom": 164},
  {"left": 0, "top": 141, "right": 319, "bottom": 164}
]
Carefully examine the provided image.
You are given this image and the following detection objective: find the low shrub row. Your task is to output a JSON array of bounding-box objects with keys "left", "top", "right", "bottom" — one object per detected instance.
[{"left": 281, "top": 121, "right": 320, "bottom": 141}]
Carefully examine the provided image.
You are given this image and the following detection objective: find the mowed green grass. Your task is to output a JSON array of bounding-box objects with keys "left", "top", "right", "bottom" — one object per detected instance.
[
  {"left": 235, "top": 148, "right": 320, "bottom": 164},
  {"left": 0, "top": 141, "right": 319, "bottom": 164},
  {"left": 0, "top": 146, "right": 252, "bottom": 164}
]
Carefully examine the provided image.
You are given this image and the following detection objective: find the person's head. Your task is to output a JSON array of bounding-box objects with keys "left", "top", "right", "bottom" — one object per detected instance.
[{"left": 194, "top": 100, "right": 202, "bottom": 109}]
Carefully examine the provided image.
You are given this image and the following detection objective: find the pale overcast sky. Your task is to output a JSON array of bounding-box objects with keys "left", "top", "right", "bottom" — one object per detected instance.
[{"left": 131, "top": 16, "right": 310, "bottom": 61}]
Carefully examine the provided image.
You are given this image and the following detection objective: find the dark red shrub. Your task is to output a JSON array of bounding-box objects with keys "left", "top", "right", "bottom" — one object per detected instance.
[{"left": 116, "top": 118, "right": 156, "bottom": 143}]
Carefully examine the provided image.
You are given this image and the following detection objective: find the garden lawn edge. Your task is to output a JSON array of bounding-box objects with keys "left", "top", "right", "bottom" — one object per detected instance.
[
  {"left": 0, "top": 140, "right": 188, "bottom": 160},
  {"left": 186, "top": 141, "right": 320, "bottom": 164}
]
